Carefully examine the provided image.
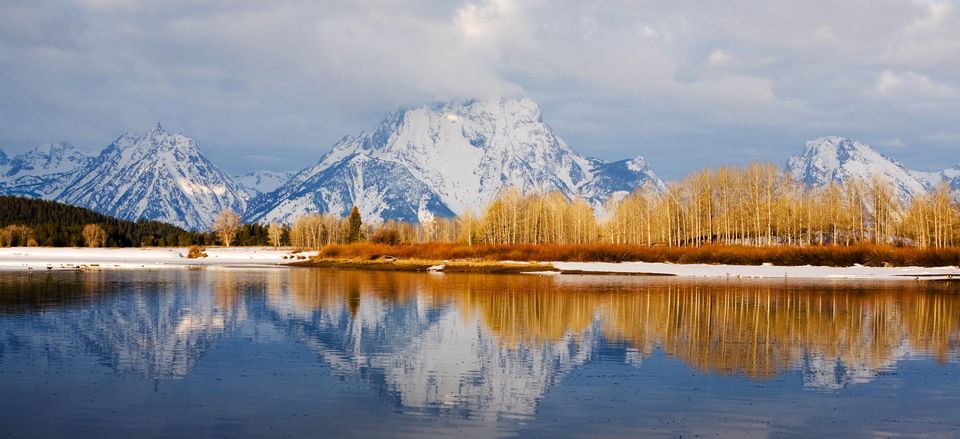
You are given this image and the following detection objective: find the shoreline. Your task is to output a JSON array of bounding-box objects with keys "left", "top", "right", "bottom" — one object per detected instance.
[
  {"left": 0, "top": 247, "right": 958, "bottom": 280},
  {"left": 0, "top": 247, "right": 315, "bottom": 271},
  {"left": 297, "top": 258, "right": 960, "bottom": 280}
]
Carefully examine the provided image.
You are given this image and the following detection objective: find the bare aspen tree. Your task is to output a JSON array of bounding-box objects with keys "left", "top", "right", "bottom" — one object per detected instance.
[
  {"left": 457, "top": 208, "right": 480, "bottom": 245},
  {"left": 0, "top": 225, "right": 34, "bottom": 247},
  {"left": 82, "top": 224, "right": 107, "bottom": 248},
  {"left": 213, "top": 210, "right": 242, "bottom": 247},
  {"left": 268, "top": 223, "right": 284, "bottom": 247},
  {"left": 868, "top": 178, "right": 899, "bottom": 244}
]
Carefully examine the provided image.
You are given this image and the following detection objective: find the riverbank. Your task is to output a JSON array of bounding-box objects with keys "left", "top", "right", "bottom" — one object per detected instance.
[
  {"left": 0, "top": 247, "right": 958, "bottom": 280},
  {"left": 0, "top": 247, "right": 315, "bottom": 271},
  {"left": 295, "top": 257, "right": 959, "bottom": 280}
]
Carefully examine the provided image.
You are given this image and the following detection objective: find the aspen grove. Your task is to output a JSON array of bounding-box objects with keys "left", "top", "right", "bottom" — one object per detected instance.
[{"left": 286, "top": 163, "right": 959, "bottom": 250}]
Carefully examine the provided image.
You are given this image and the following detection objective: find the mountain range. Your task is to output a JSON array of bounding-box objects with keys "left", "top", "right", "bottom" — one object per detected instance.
[
  {"left": 786, "top": 136, "right": 959, "bottom": 200},
  {"left": 0, "top": 124, "right": 246, "bottom": 230},
  {"left": 0, "top": 98, "right": 957, "bottom": 230}
]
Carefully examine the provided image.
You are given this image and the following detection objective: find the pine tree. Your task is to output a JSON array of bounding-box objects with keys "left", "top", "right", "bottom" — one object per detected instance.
[{"left": 347, "top": 207, "right": 362, "bottom": 243}]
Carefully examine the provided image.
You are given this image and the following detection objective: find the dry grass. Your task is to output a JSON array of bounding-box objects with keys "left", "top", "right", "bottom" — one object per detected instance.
[
  {"left": 186, "top": 245, "right": 208, "bottom": 259},
  {"left": 312, "top": 242, "right": 960, "bottom": 267}
]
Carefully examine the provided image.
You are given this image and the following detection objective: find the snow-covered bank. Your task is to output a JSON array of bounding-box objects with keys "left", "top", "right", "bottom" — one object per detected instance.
[
  {"left": 2, "top": 247, "right": 958, "bottom": 280},
  {"left": 551, "top": 261, "right": 960, "bottom": 281},
  {"left": 0, "top": 247, "right": 316, "bottom": 271}
]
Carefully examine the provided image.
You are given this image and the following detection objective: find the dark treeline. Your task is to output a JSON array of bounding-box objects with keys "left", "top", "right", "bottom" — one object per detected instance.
[{"left": 0, "top": 196, "right": 271, "bottom": 247}]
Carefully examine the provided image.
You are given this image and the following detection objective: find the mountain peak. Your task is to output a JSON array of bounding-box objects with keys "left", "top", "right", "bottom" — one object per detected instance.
[
  {"left": 247, "top": 97, "right": 663, "bottom": 224},
  {"left": 52, "top": 125, "right": 246, "bottom": 230},
  {"left": 626, "top": 155, "right": 652, "bottom": 172},
  {"left": 105, "top": 124, "right": 197, "bottom": 157},
  {"left": 804, "top": 136, "right": 875, "bottom": 157},
  {"left": 788, "top": 136, "right": 934, "bottom": 200},
  {"left": 461, "top": 97, "right": 542, "bottom": 123}
]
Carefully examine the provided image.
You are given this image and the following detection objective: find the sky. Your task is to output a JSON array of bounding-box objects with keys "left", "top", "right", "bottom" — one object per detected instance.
[{"left": 1, "top": 0, "right": 958, "bottom": 180}]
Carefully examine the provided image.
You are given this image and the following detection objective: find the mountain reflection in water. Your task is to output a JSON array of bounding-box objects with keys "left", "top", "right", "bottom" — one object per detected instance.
[
  {"left": 0, "top": 269, "right": 958, "bottom": 427},
  {"left": 272, "top": 271, "right": 959, "bottom": 400}
]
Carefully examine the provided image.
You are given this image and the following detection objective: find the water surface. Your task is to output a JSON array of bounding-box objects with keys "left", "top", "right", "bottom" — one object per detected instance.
[{"left": 1, "top": 270, "right": 958, "bottom": 438}]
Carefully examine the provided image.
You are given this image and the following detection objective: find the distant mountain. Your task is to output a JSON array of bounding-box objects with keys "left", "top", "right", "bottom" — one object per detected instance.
[
  {"left": 58, "top": 124, "right": 247, "bottom": 230},
  {"left": 915, "top": 165, "right": 960, "bottom": 194},
  {"left": 0, "top": 124, "right": 247, "bottom": 230},
  {"left": 10, "top": 110, "right": 957, "bottom": 230},
  {"left": 235, "top": 170, "right": 294, "bottom": 198},
  {"left": 580, "top": 156, "right": 662, "bottom": 206},
  {"left": 246, "top": 98, "right": 664, "bottom": 224},
  {"left": 786, "top": 136, "right": 958, "bottom": 200},
  {"left": 0, "top": 143, "right": 93, "bottom": 198}
]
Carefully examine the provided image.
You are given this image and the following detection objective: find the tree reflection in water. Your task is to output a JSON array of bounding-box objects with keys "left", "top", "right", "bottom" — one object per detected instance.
[
  {"left": 277, "top": 271, "right": 959, "bottom": 401},
  {"left": 1, "top": 269, "right": 957, "bottom": 419}
]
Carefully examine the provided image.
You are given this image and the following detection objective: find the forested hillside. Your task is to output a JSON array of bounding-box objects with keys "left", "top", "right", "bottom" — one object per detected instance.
[
  {"left": 0, "top": 196, "right": 272, "bottom": 247},
  {"left": 0, "top": 196, "right": 208, "bottom": 246}
]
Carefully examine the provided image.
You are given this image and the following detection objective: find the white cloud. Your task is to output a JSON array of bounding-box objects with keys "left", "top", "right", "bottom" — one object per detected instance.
[
  {"left": 706, "top": 49, "right": 732, "bottom": 67},
  {"left": 880, "top": 138, "right": 908, "bottom": 148},
  {"left": 907, "top": 0, "right": 953, "bottom": 32},
  {"left": 812, "top": 26, "right": 837, "bottom": 41},
  {"left": 638, "top": 25, "right": 660, "bottom": 39},
  {"left": 1, "top": 0, "right": 959, "bottom": 177},
  {"left": 875, "top": 70, "right": 958, "bottom": 98},
  {"left": 455, "top": 0, "right": 519, "bottom": 40},
  {"left": 876, "top": 70, "right": 903, "bottom": 94}
]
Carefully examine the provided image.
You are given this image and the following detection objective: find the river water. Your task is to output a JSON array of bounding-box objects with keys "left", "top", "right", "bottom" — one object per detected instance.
[{"left": 1, "top": 269, "right": 958, "bottom": 438}]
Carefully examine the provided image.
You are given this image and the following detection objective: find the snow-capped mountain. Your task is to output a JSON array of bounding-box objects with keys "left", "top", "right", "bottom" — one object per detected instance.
[
  {"left": 786, "top": 136, "right": 958, "bottom": 200},
  {"left": 0, "top": 124, "right": 247, "bottom": 230},
  {"left": 580, "top": 156, "right": 663, "bottom": 207},
  {"left": 916, "top": 165, "right": 960, "bottom": 194},
  {"left": 246, "top": 98, "right": 664, "bottom": 224},
  {"left": 57, "top": 124, "right": 247, "bottom": 230},
  {"left": 235, "top": 170, "right": 294, "bottom": 198},
  {"left": 0, "top": 143, "right": 93, "bottom": 198}
]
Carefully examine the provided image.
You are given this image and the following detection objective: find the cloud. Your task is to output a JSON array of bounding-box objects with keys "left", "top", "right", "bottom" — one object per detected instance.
[
  {"left": 880, "top": 138, "right": 908, "bottom": 148},
  {"left": 0, "top": 0, "right": 958, "bottom": 178},
  {"left": 875, "top": 70, "right": 959, "bottom": 98},
  {"left": 706, "top": 50, "right": 732, "bottom": 67},
  {"left": 638, "top": 25, "right": 660, "bottom": 39},
  {"left": 455, "top": 0, "right": 518, "bottom": 40}
]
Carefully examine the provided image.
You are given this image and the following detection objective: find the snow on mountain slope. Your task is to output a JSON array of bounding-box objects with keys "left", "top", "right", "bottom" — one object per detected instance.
[
  {"left": 580, "top": 156, "right": 665, "bottom": 208},
  {"left": 945, "top": 166, "right": 960, "bottom": 192},
  {"left": 785, "top": 136, "right": 953, "bottom": 200},
  {"left": 56, "top": 124, "right": 247, "bottom": 230},
  {"left": 246, "top": 153, "right": 456, "bottom": 224},
  {"left": 235, "top": 170, "right": 293, "bottom": 197},
  {"left": 0, "top": 143, "right": 94, "bottom": 198},
  {"left": 913, "top": 165, "right": 960, "bottom": 193},
  {"left": 246, "top": 98, "right": 664, "bottom": 224}
]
